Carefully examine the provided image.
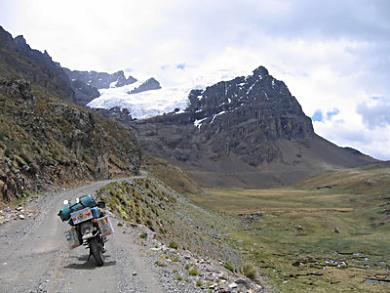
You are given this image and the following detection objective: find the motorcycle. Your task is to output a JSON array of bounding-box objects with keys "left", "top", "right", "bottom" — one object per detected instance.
[{"left": 58, "top": 194, "right": 113, "bottom": 266}]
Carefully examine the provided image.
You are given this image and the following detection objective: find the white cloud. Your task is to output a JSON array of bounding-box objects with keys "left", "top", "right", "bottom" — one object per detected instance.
[
  {"left": 314, "top": 119, "right": 390, "bottom": 160},
  {"left": 357, "top": 96, "right": 390, "bottom": 128}
]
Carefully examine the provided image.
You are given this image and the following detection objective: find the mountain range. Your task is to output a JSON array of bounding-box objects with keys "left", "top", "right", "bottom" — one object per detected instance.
[{"left": 0, "top": 25, "right": 378, "bottom": 200}]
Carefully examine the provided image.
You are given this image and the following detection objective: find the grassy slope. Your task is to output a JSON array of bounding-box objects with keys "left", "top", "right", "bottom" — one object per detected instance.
[
  {"left": 142, "top": 155, "right": 203, "bottom": 194},
  {"left": 188, "top": 166, "right": 390, "bottom": 292},
  {"left": 96, "top": 177, "right": 240, "bottom": 263}
]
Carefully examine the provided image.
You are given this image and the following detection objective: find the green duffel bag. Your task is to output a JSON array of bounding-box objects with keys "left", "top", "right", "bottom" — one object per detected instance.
[{"left": 58, "top": 194, "right": 97, "bottom": 222}]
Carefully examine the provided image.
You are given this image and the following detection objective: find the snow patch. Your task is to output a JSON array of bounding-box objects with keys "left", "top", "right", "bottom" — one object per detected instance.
[
  {"left": 210, "top": 110, "right": 226, "bottom": 124},
  {"left": 194, "top": 117, "right": 207, "bottom": 129},
  {"left": 246, "top": 81, "right": 257, "bottom": 95},
  {"left": 109, "top": 80, "right": 119, "bottom": 88}
]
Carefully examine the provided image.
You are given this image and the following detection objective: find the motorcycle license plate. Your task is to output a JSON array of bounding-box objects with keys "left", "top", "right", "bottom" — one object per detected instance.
[{"left": 71, "top": 207, "right": 93, "bottom": 225}]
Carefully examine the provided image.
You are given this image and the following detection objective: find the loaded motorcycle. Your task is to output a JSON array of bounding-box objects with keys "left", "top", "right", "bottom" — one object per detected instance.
[{"left": 58, "top": 194, "right": 113, "bottom": 266}]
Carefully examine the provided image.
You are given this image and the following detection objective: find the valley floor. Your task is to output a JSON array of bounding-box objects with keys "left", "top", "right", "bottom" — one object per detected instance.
[{"left": 188, "top": 168, "right": 390, "bottom": 293}]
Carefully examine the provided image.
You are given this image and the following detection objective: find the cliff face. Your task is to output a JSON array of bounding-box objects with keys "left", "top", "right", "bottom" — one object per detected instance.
[{"left": 132, "top": 66, "right": 375, "bottom": 187}]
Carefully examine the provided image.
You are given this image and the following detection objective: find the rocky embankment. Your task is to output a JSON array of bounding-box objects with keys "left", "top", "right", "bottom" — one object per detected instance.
[
  {"left": 116, "top": 220, "right": 267, "bottom": 293},
  {"left": 0, "top": 204, "right": 36, "bottom": 224}
]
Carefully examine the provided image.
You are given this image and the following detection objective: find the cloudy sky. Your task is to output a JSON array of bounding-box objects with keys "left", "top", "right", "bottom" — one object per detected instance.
[{"left": 1, "top": 0, "right": 389, "bottom": 159}]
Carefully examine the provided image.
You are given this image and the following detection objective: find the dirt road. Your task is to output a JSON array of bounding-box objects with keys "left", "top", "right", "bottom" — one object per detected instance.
[{"left": 0, "top": 179, "right": 166, "bottom": 293}]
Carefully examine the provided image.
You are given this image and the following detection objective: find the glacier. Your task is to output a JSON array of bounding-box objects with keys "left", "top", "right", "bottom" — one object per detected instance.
[{"left": 87, "top": 81, "right": 191, "bottom": 119}]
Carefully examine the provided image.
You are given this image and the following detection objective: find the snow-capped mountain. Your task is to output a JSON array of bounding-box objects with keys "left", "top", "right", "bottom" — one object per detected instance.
[
  {"left": 130, "top": 65, "right": 375, "bottom": 188},
  {"left": 79, "top": 65, "right": 242, "bottom": 119}
]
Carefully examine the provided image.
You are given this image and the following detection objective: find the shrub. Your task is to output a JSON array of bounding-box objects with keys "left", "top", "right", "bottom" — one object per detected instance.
[
  {"left": 170, "top": 255, "right": 180, "bottom": 263},
  {"left": 139, "top": 232, "right": 148, "bottom": 240},
  {"left": 155, "top": 256, "right": 167, "bottom": 267},
  {"left": 241, "top": 263, "right": 257, "bottom": 280},
  {"left": 188, "top": 266, "right": 199, "bottom": 276},
  {"left": 224, "top": 261, "right": 235, "bottom": 272},
  {"left": 169, "top": 241, "right": 178, "bottom": 250}
]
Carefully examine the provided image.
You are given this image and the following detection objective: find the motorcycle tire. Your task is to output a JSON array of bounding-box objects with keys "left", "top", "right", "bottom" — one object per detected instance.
[{"left": 89, "top": 237, "right": 104, "bottom": 266}]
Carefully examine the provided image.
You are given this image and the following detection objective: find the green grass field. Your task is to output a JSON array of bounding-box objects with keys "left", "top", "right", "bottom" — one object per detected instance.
[{"left": 189, "top": 167, "right": 390, "bottom": 292}]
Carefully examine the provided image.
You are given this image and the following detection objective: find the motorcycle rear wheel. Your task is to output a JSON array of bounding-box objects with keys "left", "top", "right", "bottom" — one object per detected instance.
[{"left": 89, "top": 237, "right": 104, "bottom": 266}]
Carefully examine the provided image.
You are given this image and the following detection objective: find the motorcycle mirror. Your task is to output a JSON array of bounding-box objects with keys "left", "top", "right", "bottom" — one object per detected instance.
[
  {"left": 76, "top": 197, "right": 80, "bottom": 203},
  {"left": 63, "top": 200, "right": 69, "bottom": 205}
]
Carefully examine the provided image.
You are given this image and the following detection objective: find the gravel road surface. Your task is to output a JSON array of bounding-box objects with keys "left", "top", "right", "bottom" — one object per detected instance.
[{"left": 0, "top": 179, "right": 166, "bottom": 293}]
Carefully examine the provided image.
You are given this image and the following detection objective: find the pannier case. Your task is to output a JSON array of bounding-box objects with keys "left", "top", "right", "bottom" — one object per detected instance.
[
  {"left": 91, "top": 206, "right": 99, "bottom": 218},
  {"left": 64, "top": 227, "right": 81, "bottom": 249},
  {"left": 97, "top": 216, "right": 114, "bottom": 236}
]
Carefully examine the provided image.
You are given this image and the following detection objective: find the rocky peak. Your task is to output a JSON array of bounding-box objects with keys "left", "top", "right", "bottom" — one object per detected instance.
[
  {"left": 14, "top": 35, "right": 28, "bottom": 48},
  {"left": 178, "top": 65, "right": 312, "bottom": 140},
  {"left": 0, "top": 26, "right": 12, "bottom": 42},
  {"left": 115, "top": 70, "right": 137, "bottom": 87},
  {"left": 0, "top": 27, "right": 74, "bottom": 101},
  {"left": 64, "top": 68, "right": 138, "bottom": 89},
  {"left": 128, "top": 77, "right": 161, "bottom": 94},
  {"left": 252, "top": 65, "right": 269, "bottom": 78},
  {"left": 63, "top": 68, "right": 141, "bottom": 105}
]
